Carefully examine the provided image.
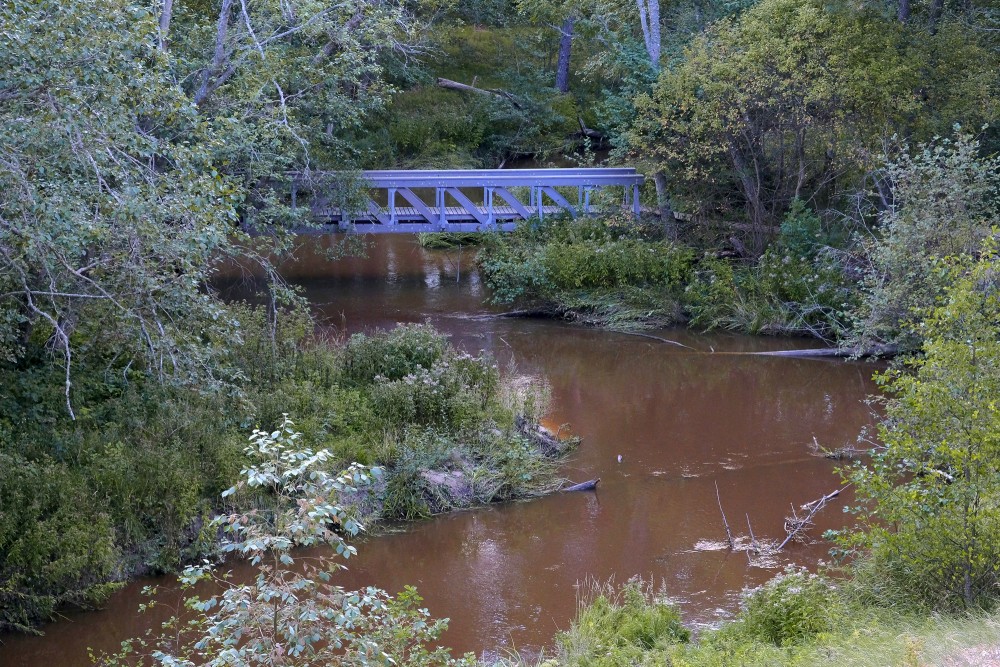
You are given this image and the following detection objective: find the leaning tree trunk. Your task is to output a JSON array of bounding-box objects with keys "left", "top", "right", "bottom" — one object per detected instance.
[{"left": 555, "top": 15, "right": 576, "bottom": 94}]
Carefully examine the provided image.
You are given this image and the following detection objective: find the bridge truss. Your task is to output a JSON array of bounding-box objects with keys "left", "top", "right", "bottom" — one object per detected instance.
[{"left": 290, "top": 168, "right": 645, "bottom": 232}]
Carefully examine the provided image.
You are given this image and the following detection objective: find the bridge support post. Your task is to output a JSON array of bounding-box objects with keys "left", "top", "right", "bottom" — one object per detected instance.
[
  {"left": 389, "top": 188, "right": 397, "bottom": 225},
  {"left": 340, "top": 192, "right": 350, "bottom": 231},
  {"left": 436, "top": 187, "right": 447, "bottom": 230},
  {"left": 485, "top": 187, "right": 495, "bottom": 227},
  {"left": 632, "top": 183, "right": 641, "bottom": 216}
]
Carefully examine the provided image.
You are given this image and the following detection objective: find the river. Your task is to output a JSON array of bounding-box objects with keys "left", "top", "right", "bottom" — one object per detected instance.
[{"left": 2, "top": 234, "right": 879, "bottom": 664}]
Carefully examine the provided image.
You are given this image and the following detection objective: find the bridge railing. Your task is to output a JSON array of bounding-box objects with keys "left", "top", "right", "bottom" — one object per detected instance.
[{"left": 289, "top": 168, "right": 645, "bottom": 232}]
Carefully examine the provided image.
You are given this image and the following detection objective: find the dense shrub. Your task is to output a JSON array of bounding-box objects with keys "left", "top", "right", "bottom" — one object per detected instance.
[
  {"left": 727, "top": 566, "right": 839, "bottom": 647},
  {"left": 340, "top": 324, "right": 449, "bottom": 387},
  {"left": 850, "top": 132, "right": 1000, "bottom": 351},
  {"left": 478, "top": 216, "right": 697, "bottom": 326},
  {"left": 0, "top": 453, "right": 117, "bottom": 633},
  {"left": 839, "top": 244, "right": 1000, "bottom": 611}
]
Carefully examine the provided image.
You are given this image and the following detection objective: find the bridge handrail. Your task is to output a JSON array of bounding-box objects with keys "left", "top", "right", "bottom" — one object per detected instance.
[{"left": 290, "top": 168, "right": 644, "bottom": 189}]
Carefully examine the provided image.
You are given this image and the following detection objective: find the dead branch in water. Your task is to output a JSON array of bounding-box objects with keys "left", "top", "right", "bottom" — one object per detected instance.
[
  {"left": 614, "top": 329, "right": 695, "bottom": 350},
  {"left": 751, "top": 344, "right": 897, "bottom": 359},
  {"left": 777, "top": 488, "right": 844, "bottom": 550},
  {"left": 715, "top": 481, "right": 735, "bottom": 549},
  {"left": 746, "top": 513, "right": 759, "bottom": 562}
]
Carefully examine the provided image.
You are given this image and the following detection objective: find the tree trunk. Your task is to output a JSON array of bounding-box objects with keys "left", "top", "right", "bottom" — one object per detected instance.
[
  {"left": 436, "top": 78, "right": 522, "bottom": 108},
  {"left": 653, "top": 171, "right": 677, "bottom": 240},
  {"left": 555, "top": 15, "right": 576, "bottom": 93},
  {"left": 929, "top": 0, "right": 943, "bottom": 32},
  {"left": 159, "top": 0, "right": 174, "bottom": 50},
  {"left": 636, "top": 0, "right": 661, "bottom": 69},
  {"left": 898, "top": 0, "right": 910, "bottom": 23},
  {"left": 194, "top": 0, "right": 235, "bottom": 106},
  {"left": 728, "top": 143, "right": 767, "bottom": 254}
]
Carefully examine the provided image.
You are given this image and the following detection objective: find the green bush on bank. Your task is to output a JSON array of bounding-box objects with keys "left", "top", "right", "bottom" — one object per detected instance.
[
  {"left": 0, "top": 310, "right": 564, "bottom": 632},
  {"left": 686, "top": 202, "right": 855, "bottom": 339},
  {"left": 477, "top": 206, "right": 853, "bottom": 335},
  {"left": 478, "top": 216, "right": 697, "bottom": 327}
]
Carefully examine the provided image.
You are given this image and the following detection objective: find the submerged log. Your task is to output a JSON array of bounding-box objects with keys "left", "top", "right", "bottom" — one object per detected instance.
[{"left": 563, "top": 478, "right": 600, "bottom": 492}]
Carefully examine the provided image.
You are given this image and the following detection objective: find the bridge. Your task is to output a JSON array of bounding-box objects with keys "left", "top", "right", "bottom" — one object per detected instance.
[{"left": 289, "top": 168, "right": 645, "bottom": 232}]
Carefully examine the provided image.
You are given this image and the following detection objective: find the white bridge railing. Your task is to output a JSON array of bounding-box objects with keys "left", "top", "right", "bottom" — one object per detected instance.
[{"left": 289, "top": 168, "right": 645, "bottom": 232}]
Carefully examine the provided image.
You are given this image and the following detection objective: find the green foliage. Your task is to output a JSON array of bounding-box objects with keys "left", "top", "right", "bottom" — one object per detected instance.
[
  {"left": 341, "top": 324, "right": 450, "bottom": 387},
  {"left": 839, "top": 242, "right": 1000, "bottom": 611},
  {"left": 0, "top": 453, "right": 117, "bottom": 633},
  {"left": 95, "top": 418, "right": 476, "bottom": 666},
  {"left": 851, "top": 131, "right": 1000, "bottom": 350},
  {"left": 555, "top": 578, "right": 690, "bottom": 667},
  {"left": 0, "top": 0, "right": 240, "bottom": 398},
  {"left": 685, "top": 253, "right": 847, "bottom": 337},
  {"left": 725, "top": 566, "right": 839, "bottom": 647},
  {"left": 478, "top": 216, "right": 696, "bottom": 326},
  {"left": 0, "top": 309, "right": 564, "bottom": 631},
  {"left": 417, "top": 233, "right": 487, "bottom": 249},
  {"left": 629, "top": 0, "right": 998, "bottom": 248}
]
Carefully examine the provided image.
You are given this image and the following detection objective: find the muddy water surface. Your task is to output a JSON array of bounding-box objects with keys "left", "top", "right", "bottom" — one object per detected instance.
[{"left": 3, "top": 235, "right": 879, "bottom": 664}]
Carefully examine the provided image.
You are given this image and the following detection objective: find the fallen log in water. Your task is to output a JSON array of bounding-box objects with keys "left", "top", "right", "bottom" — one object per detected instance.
[
  {"left": 515, "top": 415, "right": 576, "bottom": 457},
  {"left": 563, "top": 478, "right": 600, "bottom": 492},
  {"left": 752, "top": 344, "right": 897, "bottom": 359}
]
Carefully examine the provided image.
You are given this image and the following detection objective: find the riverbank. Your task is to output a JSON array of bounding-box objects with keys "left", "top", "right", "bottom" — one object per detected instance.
[
  {"left": 0, "top": 310, "right": 573, "bottom": 634},
  {"left": 474, "top": 212, "right": 854, "bottom": 342},
  {"left": 494, "top": 573, "right": 1000, "bottom": 667}
]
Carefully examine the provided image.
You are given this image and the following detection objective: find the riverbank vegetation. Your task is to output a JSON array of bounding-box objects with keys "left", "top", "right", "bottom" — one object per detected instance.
[
  {"left": 0, "top": 314, "right": 566, "bottom": 633},
  {"left": 496, "top": 571, "right": 1000, "bottom": 667},
  {"left": 479, "top": 131, "right": 999, "bottom": 348}
]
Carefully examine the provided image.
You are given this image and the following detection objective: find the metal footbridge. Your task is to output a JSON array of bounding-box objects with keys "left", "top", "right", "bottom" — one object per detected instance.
[{"left": 290, "top": 168, "right": 645, "bottom": 232}]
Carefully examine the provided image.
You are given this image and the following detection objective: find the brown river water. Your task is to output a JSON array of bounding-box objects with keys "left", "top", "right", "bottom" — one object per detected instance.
[{"left": 2, "top": 234, "right": 880, "bottom": 664}]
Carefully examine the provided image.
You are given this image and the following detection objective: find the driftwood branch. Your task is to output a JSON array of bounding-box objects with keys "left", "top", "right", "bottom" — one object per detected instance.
[
  {"left": 745, "top": 513, "right": 758, "bottom": 562},
  {"left": 777, "top": 488, "right": 843, "bottom": 550},
  {"left": 436, "top": 77, "right": 523, "bottom": 109}
]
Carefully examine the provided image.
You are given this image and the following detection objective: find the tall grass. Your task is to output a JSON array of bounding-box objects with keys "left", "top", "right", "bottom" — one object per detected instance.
[{"left": 490, "top": 573, "right": 1000, "bottom": 667}]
